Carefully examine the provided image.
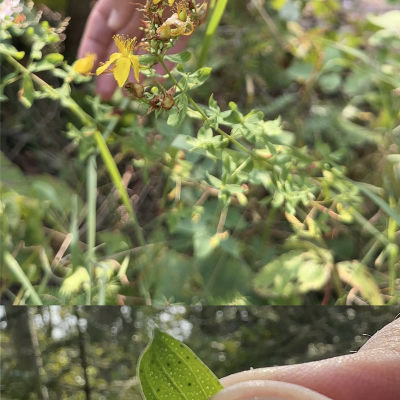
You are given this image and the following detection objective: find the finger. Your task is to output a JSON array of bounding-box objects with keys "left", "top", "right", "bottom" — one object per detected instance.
[
  {"left": 78, "top": 0, "right": 117, "bottom": 60},
  {"left": 213, "top": 380, "right": 333, "bottom": 400},
  {"left": 107, "top": 0, "right": 136, "bottom": 31},
  {"left": 358, "top": 316, "right": 400, "bottom": 352},
  {"left": 218, "top": 319, "right": 400, "bottom": 400}
]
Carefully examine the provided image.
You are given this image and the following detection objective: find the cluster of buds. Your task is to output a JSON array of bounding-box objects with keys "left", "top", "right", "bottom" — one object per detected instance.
[
  {"left": 125, "top": 83, "right": 178, "bottom": 116},
  {"left": 137, "top": 0, "right": 207, "bottom": 57},
  {"left": 147, "top": 86, "right": 177, "bottom": 113}
]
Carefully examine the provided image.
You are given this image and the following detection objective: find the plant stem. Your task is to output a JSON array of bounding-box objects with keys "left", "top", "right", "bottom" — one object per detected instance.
[
  {"left": 86, "top": 155, "right": 97, "bottom": 305},
  {"left": 230, "top": 156, "right": 252, "bottom": 182},
  {"left": 3, "top": 251, "right": 43, "bottom": 305},
  {"left": 251, "top": 0, "right": 285, "bottom": 50},
  {"left": 94, "top": 132, "right": 147, "bottom": 249},
  {"left": 158, "top": 56, "right": 271, "bottom": 166}
]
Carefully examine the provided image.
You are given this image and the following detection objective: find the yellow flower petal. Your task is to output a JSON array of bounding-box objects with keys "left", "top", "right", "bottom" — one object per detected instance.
[
  {"left": 96, "top": 53, "right": 120, "bottom": 75},
  {"left": 129, "top": 54, "right": 140, "bottom": 82},
  {"left": 73, "top": 53, "right": 97, "bottom": 75},
  {"left": 113, "top": 56, "right": 131, "bottom": 87},
  {"left": 153, "top": 0, "right": 174, "bottom": 5},
  {"left": 113, "top": 35, "right": 136, "bottom": 57},
  {"left": 182, "top": 21, "right": 194, "bottom": 35}
]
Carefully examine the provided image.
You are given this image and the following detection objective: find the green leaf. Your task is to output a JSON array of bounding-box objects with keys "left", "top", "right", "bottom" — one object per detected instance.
[
  {"left": 347, "top": 178, "right": 400, "bottom": 227},
  {"left": 367, "top": 10, "right": 400, "bottom": 31},
  {"left": 272, "top": 191, "right": 285, "bottom": 208},
  {"left": 222, "top": 110, "right": 243, "bottom": 125},
  {"left": 253, "top": 250, "right": 330, "bottom": 299},
  {"left": 138, "top": 54, "right": 159, "bottom": 65},
  {"left": 225, "top": 184, "right": 244, "bottom": 194},
  {"left": 29, "top": 53, "right": 64, "bottom": 72},
  {"left": 194, "top": 231, "right": 214, "bottom": 259},
  {"left": 319, "top": 73, "right": 342, "bottom": 93},
  {"left": 44, "top": 53, "right": 64, "bottom": 64},
  {"left": 167, "top": 94, "right": 188, "bottom": 127},
  {"left": 0, "top": 43, "right": 25, "bottom": 59},
  {"left": 137, "top": 330, "right": 223, "bottom": 400},
  {"left": 209, "top": 94, "right": 219, "bottom": 111},
  {"left": 286, "top": 61, "right": 314, "bottom": 83},
  {"left": 19, "top": 74, "right": 35, "bottom": 108},
  {"left": 167, "top": 208, "right": 180, "bottom": 233},
  {"left": 181, "top": 68, "right": 212, "bottom": 91},
  {"left": 31, "top": 180, "right": 62, "bottom": 211},
  {"left": 3, "top": 250, "right": 43, "bottom": 305},
  {"left": 52, "top": 68, "right": 70, "bottom": 79},
  {"left": 171, "top": 64, "right": 183, "bottom": 78},
  {"left": 198, "top": 126, "right": 213, "bottom": 141},
  {"left": 278, "top": 0, "right": 301, "bottom": 21},
  {"left": 164, "top": 51, "right": 192, "bottom": 64},
  {"left": 206, "top": 172, "right": 222, "bottom": 189}
]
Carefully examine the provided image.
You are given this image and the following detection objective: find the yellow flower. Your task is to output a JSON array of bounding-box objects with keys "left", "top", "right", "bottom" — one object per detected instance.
[
  {"left": 73, "top": 53, "right": 97, "bottom": 75},
  {"left": 96, "top": 35, "right": 140, "bottom": 87},
  {"left": 153, "top": 0, "right": 175, "bottom": 5}
]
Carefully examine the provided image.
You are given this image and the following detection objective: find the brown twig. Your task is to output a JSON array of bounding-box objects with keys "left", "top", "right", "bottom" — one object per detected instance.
[{"left": 74, "top": 307, "right": 91, "bottom": 400}]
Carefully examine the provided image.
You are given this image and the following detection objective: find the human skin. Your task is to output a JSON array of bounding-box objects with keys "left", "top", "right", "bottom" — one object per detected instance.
[
  {"left": 78, "top": 0, "right": 206, "bottom": 100},
  {"left": 211, "top": 318, "right": 400, "bottom": 400}
]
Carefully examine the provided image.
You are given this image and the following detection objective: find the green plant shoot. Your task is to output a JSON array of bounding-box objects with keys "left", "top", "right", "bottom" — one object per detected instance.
[{"left": 137, "top": 329, "right": 223, "bottom": 400}]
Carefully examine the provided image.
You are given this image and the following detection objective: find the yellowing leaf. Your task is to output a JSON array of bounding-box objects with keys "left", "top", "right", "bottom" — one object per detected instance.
[
  {"left": 337, "top": 261, "right": 383, "bottom": 305},
  {"left": 59, "top": 267, "right": 89, "bottom": 296}
]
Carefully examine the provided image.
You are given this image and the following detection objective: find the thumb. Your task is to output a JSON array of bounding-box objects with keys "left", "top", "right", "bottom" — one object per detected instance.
[
  {"left": 215, "top": 318, "right": 400, "bottom": 400},
  {"left": 107, "top": 0, "right": 138, "bottom": 31}
]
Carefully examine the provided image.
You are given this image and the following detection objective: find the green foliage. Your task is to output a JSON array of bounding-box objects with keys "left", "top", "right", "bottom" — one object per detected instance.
[
  {"left": 1, "top": 1, "right": 400, "bottom": 305},
  {"left": 138, "top": 330, "right": 223, "bottom": 400}
]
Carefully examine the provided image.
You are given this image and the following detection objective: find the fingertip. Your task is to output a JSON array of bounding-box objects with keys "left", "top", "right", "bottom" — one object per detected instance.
[{"left": 107, "top": 8, "right": 123, "bottom": 31}]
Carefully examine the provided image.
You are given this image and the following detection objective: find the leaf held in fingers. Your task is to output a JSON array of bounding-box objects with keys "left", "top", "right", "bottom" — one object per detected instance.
[{"left": 137, "top": 329, "right": 223, "bottom": 400}]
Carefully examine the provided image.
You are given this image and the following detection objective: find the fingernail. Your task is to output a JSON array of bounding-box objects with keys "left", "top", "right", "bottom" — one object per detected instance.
[{"left": 107, "top": 9, "right": 121, "bottom": 30}]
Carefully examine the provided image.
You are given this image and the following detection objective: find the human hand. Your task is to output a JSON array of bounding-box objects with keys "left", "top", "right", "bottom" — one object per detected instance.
[
  {"left": 78, "top": 0, "right": 194, "bottom": 100},
  {"left": 212, "top": 318, "right": 400, "bottom": 400}
]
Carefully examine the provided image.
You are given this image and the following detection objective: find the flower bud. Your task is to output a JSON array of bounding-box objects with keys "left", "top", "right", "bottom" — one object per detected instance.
[
  {"left": 179, "top": 9, "right": 187, "bottom": 22},
  {"left": 196, "top": 2, "right": 207, "bottom": 20},
  {"left": 125, "top": 82, "right": 145, "bottom": 98},
  {"left": 157, "top": 24, "right": 171, "bottom": 39},
  {"left": 162, "top": 95, "right": 175, "bottom": 110}
]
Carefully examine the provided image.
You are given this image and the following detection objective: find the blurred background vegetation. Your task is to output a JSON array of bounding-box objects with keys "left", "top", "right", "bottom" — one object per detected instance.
[
  {"left": 1, "top": 305, "right": 399, "bottom": 400},
  {"left": 1, "top": 0, "right": 400, "bottom": 305}
]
